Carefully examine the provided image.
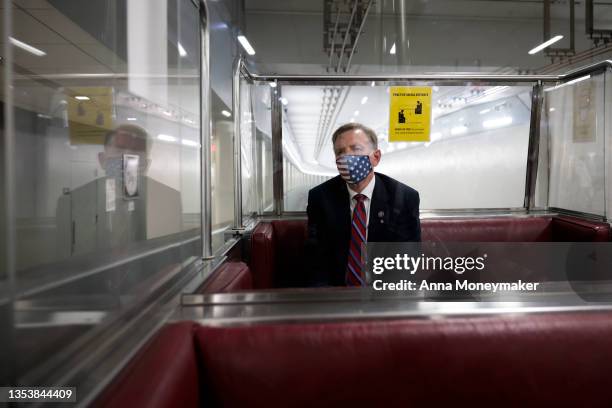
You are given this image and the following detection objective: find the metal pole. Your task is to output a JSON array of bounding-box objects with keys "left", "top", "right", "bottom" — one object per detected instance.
[
  {"left": 271, "top": 85, "right": 284, "bottom": 216},
  {"left": 2, "top": 0, "right": 17, "bottom": 385},
  {"left": 524, "top": 81, "right": 544, "bottom": 210},
  {"left": 200, "top": 1, "right": 213, "bottom": 259},
  {"left": 232, "top": 56, "right": 244, "bottom": 229}
]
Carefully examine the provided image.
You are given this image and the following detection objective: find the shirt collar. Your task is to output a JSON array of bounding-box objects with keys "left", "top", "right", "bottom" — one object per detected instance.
[{"left": 346, "top": 173, "right": 376, "bottom": 201}]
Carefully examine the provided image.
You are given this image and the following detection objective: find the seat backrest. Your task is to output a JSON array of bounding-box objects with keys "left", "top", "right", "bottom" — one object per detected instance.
[
  {"left": 250, "top": 222, "right": 275, "bottom": 289},
  {"left": 552, "top": 215, "right": 611, "bottom": 242},
  {"left": 421, "top": 216, "right": 553, "bottom": 242},
  {"left": 199, "top": 261, "right": 253, "bottom": 294},
  {"left": 93, "top": 322, "right": 199, "bottom": 408},
  {"left": 194, "top": 312, "right": 612, "bottom": 407},
  {"left": 271, "top": 220, "right": 309, "bottom": 287}
]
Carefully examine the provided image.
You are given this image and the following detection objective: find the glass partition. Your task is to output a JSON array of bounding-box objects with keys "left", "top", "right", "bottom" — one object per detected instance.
[
  {"left": 281, "top": 84, "right": 533, "bottom": 211},
  {"left": 545, "top": 73, "right": 606, "bottom": 216},
  {"left": 2, "top": 0, "right": 203, "bottom": 389}
]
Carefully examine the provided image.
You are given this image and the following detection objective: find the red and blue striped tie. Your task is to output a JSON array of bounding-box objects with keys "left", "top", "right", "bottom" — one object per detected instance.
[{"left": 346, "top": 194, "right": 367, "bottom": 286}]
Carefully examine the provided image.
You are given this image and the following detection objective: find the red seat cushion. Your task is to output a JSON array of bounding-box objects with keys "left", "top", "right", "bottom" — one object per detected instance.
[
  {"left": 199, "top": 261, "right": 253, "bottom": 294},
  {"left": 194, "top": 312, "right": 612, "bottom": 407}
]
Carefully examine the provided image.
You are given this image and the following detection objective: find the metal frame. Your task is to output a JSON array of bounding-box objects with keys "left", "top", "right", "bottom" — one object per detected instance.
[
  {"left": 2, "top": 0, "right": 16, "bottom": 387},
  {"left": 271, "top": 83, "right": 284, "bottom": 215},
  {"left": 200, "top": 3, "right": 213, "bottom": 259},
  {"left": 543, "top": 0, "right": 575, "bottom": 58},
  {"left": 524, "top": 81, "right": 544, "bottom": 210},
  {"left": 238, "top": 60, "right": 612, "bottom": 218},
  {"left": 232, "top": 57, "right": 245, "bottom": 230}
]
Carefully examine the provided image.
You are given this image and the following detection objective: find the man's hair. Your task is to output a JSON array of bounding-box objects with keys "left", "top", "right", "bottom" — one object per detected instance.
[
  {"left": 104, "top": 124, "right": 151, "bottom": 156},
  {"left": 331, "top": 122, "right": 378, "bottom": 149}
]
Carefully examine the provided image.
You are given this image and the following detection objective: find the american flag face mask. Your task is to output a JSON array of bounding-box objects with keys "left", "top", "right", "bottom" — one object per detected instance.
[{"left": 336, "top": 154, "right": 373, "bottom": 184}]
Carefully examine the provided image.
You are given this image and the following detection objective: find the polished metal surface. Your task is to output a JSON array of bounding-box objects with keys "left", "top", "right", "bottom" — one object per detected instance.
[
  {"left": 178, "top": 282, "right": 612, "bottom": 326},
  {"left": 242, "top": 59, "right": 612, "bottom": 83},
  {"left": 524, "top": 81, "right": 544, "bottom": 210},
  {"left": 232, "top": 56, "right": 244, "bottom": 229},
  {"left": 271, "top": 85, "right": 284, "bottom": 216},
  {"left": 201, "top": 7, "right": 213, "bottom": 259}
]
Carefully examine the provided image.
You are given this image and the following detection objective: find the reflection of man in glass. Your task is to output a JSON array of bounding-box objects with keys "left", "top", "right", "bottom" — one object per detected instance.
[{"left": 56, "top": 124, "right": 182, "bottom": 257}]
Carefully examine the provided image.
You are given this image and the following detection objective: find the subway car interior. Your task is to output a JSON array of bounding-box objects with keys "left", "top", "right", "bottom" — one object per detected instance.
[{"left": 3, "top": 0, "right": 612, "bottom": 406}]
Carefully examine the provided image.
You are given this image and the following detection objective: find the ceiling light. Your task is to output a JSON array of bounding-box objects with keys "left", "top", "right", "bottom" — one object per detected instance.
[
  {"left": 389, "top": 42, "right": 396, "bottom": 55},
  {"left": 237, "top": 35, "right": 256, "bottom": 55},
  {"left": 549, "top": 107, "right": 555, "bottom": 112},
  {"left": 544, "top": 75, "right": 591, "bottom": 92},
  {"left": 269, "top": 82, "right": 277, "bottom": 88},
  {"left": 181, "top": 139, "right": 200, "bottom": 147},
  {"left": 566, "top": 75, "right": 591, "bottom": 85},
  {"left": 178, "top": 42, "right": 187, "bottom": 57},
  {"left": 221, "top": 110, "right": 231, "bottom": 117},
  {"left": 450, "top": 126, "right": 468, "bottom": 136},
  {"left": 482, "top": 116, "right": 513, "bottom": 129},
  {"left": 127, "top": 117, "right": 137, "bottom": 121},
  {"left": 158, "top": 134, "right": 177, "bottom": 142},
  {"left": 280, "top": 97, "right": 288, "bottom": 106},
  {"left": 9, "top": 37, "right": 46, "bottom": 56},
  {"left": 528, "top": 35, "right": 563, "bottom": 55},
  {"left": 371, "top": 81, "right": 375, "bottom": 87},
  {"left": 74, "top": 96, "right": 90, "bottom": 101},
  {"left": 350, "top": 117, "right": 355, "bottom": 122},
  {"left": 354, "top": 110, "right": 359, "bottom": 116},
  {"left": 479, "top": 108, "right": 491, "bottom": 115},
  {"left": 361, "top": 96, "right": 368, "bottom": 104}
]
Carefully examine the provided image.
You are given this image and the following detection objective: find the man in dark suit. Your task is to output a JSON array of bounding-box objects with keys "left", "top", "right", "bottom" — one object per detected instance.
[{"left": 305, "top": 123, "right": 421, "bottom": 287}]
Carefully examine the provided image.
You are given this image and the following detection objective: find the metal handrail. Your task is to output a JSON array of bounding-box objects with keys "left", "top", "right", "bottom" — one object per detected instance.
[{"left": 242, "top": 59, "right": 612, "bottom": 83}]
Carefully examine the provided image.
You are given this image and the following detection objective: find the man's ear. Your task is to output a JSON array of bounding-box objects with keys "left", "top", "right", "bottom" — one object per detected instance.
[{"left": 370, "top": 149, "right": 382, "bottom": 167}]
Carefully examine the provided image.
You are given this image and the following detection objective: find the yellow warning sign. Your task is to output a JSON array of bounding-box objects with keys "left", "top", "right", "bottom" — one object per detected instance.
[
  {"left": 66, "top": 87, "right": 114, "bottom": 145},
  {"left": 388, "top": 86, "right": 431, "bottom": 142}
]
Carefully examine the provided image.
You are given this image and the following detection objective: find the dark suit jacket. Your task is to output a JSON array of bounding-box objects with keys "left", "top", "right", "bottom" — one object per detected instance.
[{"left": 305, "top": 172, "right": 421, "bottom": 286}]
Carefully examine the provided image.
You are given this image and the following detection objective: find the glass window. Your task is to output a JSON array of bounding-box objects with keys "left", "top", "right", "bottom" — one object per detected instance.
[
  {"left": 281, "top": 84, "right": 533, "bottom": 211},
  {"left": 2, "top": 0, "right": 202, "bottom": 387},
  {"left": 545, "top": 73, "right": 606, "bottom": 216}
]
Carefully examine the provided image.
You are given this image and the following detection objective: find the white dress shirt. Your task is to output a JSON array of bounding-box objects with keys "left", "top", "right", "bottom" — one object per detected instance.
[{"left": 346, "top": 175, "right": 376, "bottom": 239}]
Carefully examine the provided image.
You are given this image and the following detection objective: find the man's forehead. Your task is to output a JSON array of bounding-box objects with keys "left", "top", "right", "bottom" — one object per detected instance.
[{"left": 335, "top": 129, "right": 370, "bottom": 147}]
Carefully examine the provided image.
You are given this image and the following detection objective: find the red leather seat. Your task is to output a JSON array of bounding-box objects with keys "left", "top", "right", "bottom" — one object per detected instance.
[
  {"left": 249, "top": 216, "right": 611, "bottom": 289},
  {"left": 93, "top": 322, "right": 199, "bottom": 408},
  {"left": 198, "top": 261, "right": 253, "bottom": 294},
  {"left": 193, "top": 312, "right": 612, "bottom": 407},
  {"left": 96, "top": 311, "right": 612, "bottom": 407}
]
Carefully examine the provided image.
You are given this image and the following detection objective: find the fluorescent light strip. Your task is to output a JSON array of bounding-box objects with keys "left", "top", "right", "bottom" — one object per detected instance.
[
  {"left": 361, "top": 96, "right": 368, "bottom": 104},
  {"left": 9, "top": 37, "right": 46, "bottom": 56},
  {"left": 181, "top": 139, "right": 200, "bottom": 147},
  {"left": 178, "top": 42, "right": 187, "bottom": 57},
  {"left": 450, "top": 126, "right": 468, "bottom": 136},
  {"left": 221, "top": 110, "right": 231, "bottom": 117},
  {"left": 158, "top": 134, "right": 177, "bottom": 142},
  {"left": 528, "top": 35, "right": 563, "bottom": 55},
  {"left": 482, "top": 116, "right": 513, "bottom": 129},
  {"left": 237, "top": 35, "right": 256, "bottom": 55},
  {"left": 74, "top": 96, "right": 90, "bottom": 101},
  {"left": 544, "top": 75, "right": 591, "bottom": 92}
]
